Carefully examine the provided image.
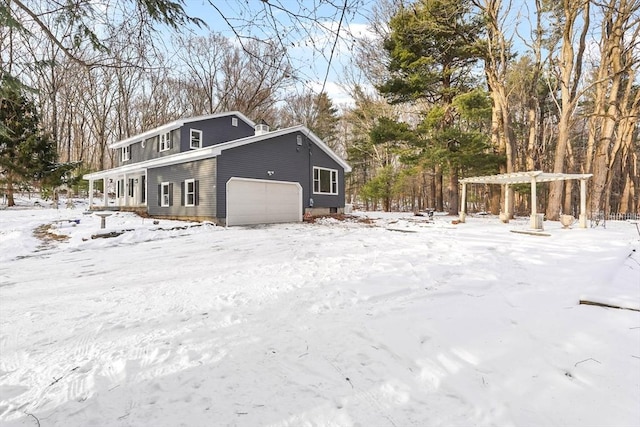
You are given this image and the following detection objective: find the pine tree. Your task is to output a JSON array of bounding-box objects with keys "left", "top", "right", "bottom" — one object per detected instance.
[
  {"left": 379, "top": 0, "right": 485, "bottom": 214},
  {"left": 0, "top": 73, "right": 57, "bottom": 206}
]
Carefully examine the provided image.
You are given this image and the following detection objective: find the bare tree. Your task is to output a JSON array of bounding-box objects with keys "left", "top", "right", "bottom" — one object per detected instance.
[
  {"left": 587, "top": 0, "right": 640, "bottom": 217},
  {"left": 545, "top": 0, "right": 590, "bottom": 220}
]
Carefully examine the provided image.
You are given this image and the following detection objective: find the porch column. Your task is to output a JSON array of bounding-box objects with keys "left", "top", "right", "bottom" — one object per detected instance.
[
  {"left": 579, "top": 178, "right": 587, "bottom": 228},
  {"left": 88, "top": 179, "right": 94, "bottom": 208},
  {"left": 459, "top": 182, "right": 467, "bottom": 222},
  {"left": 123, "top": 173, "right": 128, "bottom": 207},
  {"left": 103, "top": 178, "right": 108, "bottom": 207}
]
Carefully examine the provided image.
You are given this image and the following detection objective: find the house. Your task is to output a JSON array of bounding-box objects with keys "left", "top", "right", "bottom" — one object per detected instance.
[{"left": 83, "top": 111, "right": 352, "bottom": 226}]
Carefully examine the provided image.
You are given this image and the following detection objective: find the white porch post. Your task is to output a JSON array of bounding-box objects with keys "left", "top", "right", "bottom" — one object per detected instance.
[
  {"left": 123, "top": 173, "right": 128, "bottom": 207},
  {"left": 459, "top": 182, "right": 467, "bottom": 222},
  {"left": 579, "top": 178, "right": 587, "bottom": 228},
  {"left": 88, "top": 179, "right": 94, "bottom": 208},
  {"left": 103, "top": 178, "right": 108, "bottom": 206}
]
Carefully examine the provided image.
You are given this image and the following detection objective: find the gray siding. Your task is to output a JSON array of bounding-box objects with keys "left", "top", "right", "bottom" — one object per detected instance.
[
  {"left": 179, "top": 115, "right": 254, "bottom": 152},
  {"left": 118, "top": 129, "right": 181, "bottom": 167},
  {"left": 147, "top": 158, "right": 217, "bottom": 218},
  {"left": 216, "top": 131, "right": 345, "bottom": 218},
  {"left": 116, "top": 114, "right": 253, "bottom": 167}
]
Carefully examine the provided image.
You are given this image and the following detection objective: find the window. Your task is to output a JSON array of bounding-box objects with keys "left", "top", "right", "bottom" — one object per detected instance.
[
  {"left": 313, "top": 167, "right": 338, "bottom": 195},
  {"left": 182, "top": 179, "right": 198, "bottom": 207},
  {"left": 128, "top": 178, "right": 134, "bottom": 197},
  {"left": 190, "top": 129, "right": 202, "bottom": 149},
  {"left": 160, "top": 182, "right": 172, "bottom": 207},
  {"left": 116, "top": 179, "right": 124, "bottom": 198},
  {"left": 232, "top": 117, "right": 238, "bottom": 127},
  {"left": 121, "top": 145, "right": 130, "bottom": 162},
  {"left": 159, "top": 132, "right": 171, "bottom": 152}
]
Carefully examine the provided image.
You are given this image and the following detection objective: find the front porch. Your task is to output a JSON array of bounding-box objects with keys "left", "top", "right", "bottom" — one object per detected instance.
[{"left": 85, "top": 170, "right": 148, "bottom": 212}]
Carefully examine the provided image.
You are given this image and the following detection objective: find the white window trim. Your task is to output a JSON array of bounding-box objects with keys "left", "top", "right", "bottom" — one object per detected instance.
[
  {"left": 185, "top": 179, "right": 196, "bottom": 207},
  {"left": 189, "top": 129, "right": 203, "bottom": 149},
  {"left": 313, "top": 166, "right": 339, "bottom": 195},
  {"left": 161, "top": 182, "right": 170, "bottom": 207},
  {"left": 121, "top": 145, "right": 130, "bottom": 162},
  {"left": 159, "top": 132, "right": 171, "bottom": 152}
]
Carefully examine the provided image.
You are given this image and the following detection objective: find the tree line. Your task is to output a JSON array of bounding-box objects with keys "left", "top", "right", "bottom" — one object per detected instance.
[{"left": 1, "top": 0, "right": 638, "bottom": 218}]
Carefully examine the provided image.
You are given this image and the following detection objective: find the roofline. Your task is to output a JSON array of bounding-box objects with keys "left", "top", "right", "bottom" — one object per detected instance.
[
  {"left": 210, "top": 125, "right": 352, "bottom": 173},
  {"left": 108, "top": 111, "right": 255, "bottom": 149},
  {"left": 84, "top": 125, "right": 351, "bottom": 180}
]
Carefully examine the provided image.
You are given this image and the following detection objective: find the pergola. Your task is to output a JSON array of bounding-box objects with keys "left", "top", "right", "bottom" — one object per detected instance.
[{"left": 459, "top": 171, "right": 593, "bottom": 229}]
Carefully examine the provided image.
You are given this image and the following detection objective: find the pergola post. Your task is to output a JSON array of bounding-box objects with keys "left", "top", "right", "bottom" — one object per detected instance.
[
  {"left": 579, "top": 179, "right": 587, "bottom": 228},
  {"left": 500, "top": 184, "right": 510, "bottom": 223},
  {"left": 530, "top": 176, "right": 542, "bottom": 229},
  {"left": 459, "top": 182, "right": 467, "bottom": 223}
]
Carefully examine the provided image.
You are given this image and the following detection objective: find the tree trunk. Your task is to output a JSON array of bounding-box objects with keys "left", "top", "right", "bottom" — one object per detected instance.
[{"left": 546, "top": 0, "right": 589, "bottom": 221}]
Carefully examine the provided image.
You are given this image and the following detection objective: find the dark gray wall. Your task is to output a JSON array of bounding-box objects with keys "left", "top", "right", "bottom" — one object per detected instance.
[
  {"left": 117, "top": 114, "right": 254, "bottom": 167},
  {"left": 148, "top": 158, "right": 217, "bottom": 218},
  {"left": 216, "top": 131, "right": 345, "bottom": 218},
  {"left": 179, "top": 115, "right": 254, "bottom": 152}
]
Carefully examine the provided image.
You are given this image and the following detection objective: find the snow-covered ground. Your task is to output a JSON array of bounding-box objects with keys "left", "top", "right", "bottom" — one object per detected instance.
[{"left": 1, "top": 198, "right": 639, "bottom": 427}]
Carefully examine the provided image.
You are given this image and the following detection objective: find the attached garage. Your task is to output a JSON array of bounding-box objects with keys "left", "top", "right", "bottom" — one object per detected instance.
[{"left": 226, "top": 177, "right": 303, "bottom": 226}]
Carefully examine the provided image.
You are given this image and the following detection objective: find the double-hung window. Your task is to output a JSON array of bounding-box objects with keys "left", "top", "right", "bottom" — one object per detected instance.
[
  {"left": 160, "top": 182, "right": 171, "bottom": 207},
  {"left": 159, "top": 132, "right": 171, "bottom": 152},
  {"left": 313, "top": 166, "right": 338, "bottom": 195},
  {"left": 190, "top": 129, "right": 202, "bottom": 149},
  {"left": 184, "top": 179, "right": 197, "bottom": 206},
  {"left": 121, "top": 145, "right": 130, "bottom": 162}
]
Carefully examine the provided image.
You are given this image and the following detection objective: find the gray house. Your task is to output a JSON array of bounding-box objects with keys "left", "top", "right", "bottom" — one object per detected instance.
[{"left": 83, "top": 112, "right": 351, "bottom": 225}]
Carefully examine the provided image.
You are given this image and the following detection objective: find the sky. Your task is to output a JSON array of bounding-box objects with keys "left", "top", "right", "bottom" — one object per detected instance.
[
  {"left": 1, "top": 197, "right": 639, "bottom": 426},
  {"left": 181, "top": 0, "right": 377, "bottom": 107}
]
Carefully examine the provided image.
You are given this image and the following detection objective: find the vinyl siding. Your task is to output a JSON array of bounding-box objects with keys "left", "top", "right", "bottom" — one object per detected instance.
[
  {"left": 179, "top": 115, "right": 254, "bottom": 152},
  {"left": 216, "top": 131, "right": 345, "bottom": 218},
  {"left": 116, "top": 114, "right": 254, "bottom": 167},
  {"left": 147, "top": 158, "right": 217, "bottom": 218},
  {"left": 117, "top": 129, "right": 181, "bottom": 167}
]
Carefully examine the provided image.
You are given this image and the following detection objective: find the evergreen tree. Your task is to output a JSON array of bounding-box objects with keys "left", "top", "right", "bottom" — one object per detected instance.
[
  {"left": 310, "top": 93, "right": 339, "bottom": 150},
  {"left": 379, "top": 0, "right": 485, "bottom": 213},
  {"left": 0, "top": 73, "right": 57, "bottom": 206}
]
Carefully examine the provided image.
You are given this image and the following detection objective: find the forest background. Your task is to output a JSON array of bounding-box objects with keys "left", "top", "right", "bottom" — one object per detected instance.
[{"left": 1, "top": 0, "right": 638, "bottom": 220}]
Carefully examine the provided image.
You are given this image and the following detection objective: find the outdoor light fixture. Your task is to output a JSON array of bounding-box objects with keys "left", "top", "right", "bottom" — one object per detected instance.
[
  {"left": 267, "top": 171, "right": 275, "bottom": 176},
  {"left": 134, "top": 178, "right": 139, "bottom": 184}
]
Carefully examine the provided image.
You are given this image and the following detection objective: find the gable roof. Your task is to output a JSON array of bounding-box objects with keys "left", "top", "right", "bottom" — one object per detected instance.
[
  {"left": 84, "top": 125, "right": 351, "bottom": 180},
  {"left": 109, "top": 111, "right": 255, "bottom": 149}
]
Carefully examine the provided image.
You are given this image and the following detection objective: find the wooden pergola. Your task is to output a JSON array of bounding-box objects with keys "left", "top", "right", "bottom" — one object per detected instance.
[{"left": 459, "top": 171, "right": 593, "bottom": 229}]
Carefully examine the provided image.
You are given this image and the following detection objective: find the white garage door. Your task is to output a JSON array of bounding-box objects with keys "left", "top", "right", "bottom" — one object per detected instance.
[{"left": 226, "top": 177, "right": 302, "bottom": 226}]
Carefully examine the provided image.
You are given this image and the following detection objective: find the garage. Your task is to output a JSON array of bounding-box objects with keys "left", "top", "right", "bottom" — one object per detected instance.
[{"left": 226, "top": 177, "right": 303, "bottom": 226}]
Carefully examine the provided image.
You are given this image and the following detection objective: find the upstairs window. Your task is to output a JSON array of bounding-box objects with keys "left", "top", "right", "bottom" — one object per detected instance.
[
  {"left": 232, "top": 117, "right": 238, "bottom": 127},
  {"left": 121, "top": 145, "right": 130, "bottom": 162},
  {"left": 159, "top": 132, "right": 172, "bottom": 152},
  {"left": 190, "top": 129, "right": 202, "bottom": 149},
  {"left": 313, "top": 167, "right": 338, "bottom": 195}
]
